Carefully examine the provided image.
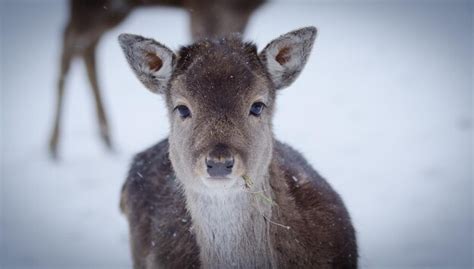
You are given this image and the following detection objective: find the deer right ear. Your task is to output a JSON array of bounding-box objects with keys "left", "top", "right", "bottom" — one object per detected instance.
[
  {"left": 259, "top": 27, "right": 317, "bottom": 90},
  {"left": 118, "top": 34, "right": 176, "bottom": 94}
]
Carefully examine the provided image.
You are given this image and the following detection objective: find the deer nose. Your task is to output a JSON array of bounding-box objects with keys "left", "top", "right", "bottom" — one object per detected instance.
[{"left": 206, "top": 144, "right": 234, "bottom": 177}]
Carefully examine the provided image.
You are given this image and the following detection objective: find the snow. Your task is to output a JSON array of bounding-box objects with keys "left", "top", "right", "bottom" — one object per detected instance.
[{"left": 1, "top": 0, "right": 472, "bottom": 268}]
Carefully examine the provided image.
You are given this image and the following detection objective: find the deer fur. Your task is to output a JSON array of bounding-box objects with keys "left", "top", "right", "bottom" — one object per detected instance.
[{"left": 119, "top": 27, "right": 358, "bottom": 268}]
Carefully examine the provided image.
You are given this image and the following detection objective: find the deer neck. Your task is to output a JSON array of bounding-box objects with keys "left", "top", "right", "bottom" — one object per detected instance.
[{"left": 182, "top": 173, "right": 276, "bottom": 269}]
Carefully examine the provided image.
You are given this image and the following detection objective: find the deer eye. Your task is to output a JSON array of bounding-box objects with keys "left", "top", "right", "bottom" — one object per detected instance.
[
  {"left": 175, "top": 105, "right": 191, "bottom": 119},
  {"left": 250, "top": 102, "right": 265, "bottom": 116}
]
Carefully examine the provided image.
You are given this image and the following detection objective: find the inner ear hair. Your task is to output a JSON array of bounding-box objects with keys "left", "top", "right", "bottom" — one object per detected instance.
[
  {"left": 146, "top": 52, "right": 163, "bottom": 72},
  {"left": 275, "top": 47, "right": 291, "bottom": 65}
]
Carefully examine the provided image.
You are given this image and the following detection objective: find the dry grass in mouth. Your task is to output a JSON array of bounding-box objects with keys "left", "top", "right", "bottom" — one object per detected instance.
[
  {"left": 241, "top": 175, "right": 290, "bottom": 230},
  {"left": 242, "top": 175, "right": 254, "bottom": 189},
  {"left": 242, "top": 175, "right": 274, "bottom": 205}
]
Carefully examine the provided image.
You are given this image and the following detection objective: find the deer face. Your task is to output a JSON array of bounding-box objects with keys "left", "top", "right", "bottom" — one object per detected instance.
[{"left": 119, "top": 27, "right": 316, "bottom": 192}]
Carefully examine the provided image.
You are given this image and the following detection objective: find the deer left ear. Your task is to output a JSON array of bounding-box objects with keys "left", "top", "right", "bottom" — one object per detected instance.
[
  {"left": 118, "top": 33, "right": 176, "bottom": 94},
  {"left": 259, "top": 27, "right": 317, "bottom": 90}
]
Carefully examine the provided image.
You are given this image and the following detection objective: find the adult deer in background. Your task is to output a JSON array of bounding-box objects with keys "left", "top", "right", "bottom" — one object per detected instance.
[
  {"left": 49, "top": 0, "right": 264, "bottom": 158},
  {"left": 119, "top": 27, "right": 358, "bottom": 268}
]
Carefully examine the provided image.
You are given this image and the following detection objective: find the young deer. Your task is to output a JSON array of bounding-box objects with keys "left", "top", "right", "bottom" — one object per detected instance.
[
  {"left": 49, "top": 0, "right": 264, "bottom": 158},
  {"left": 118, "top": 27, "right": 358, "bottom": 268}
]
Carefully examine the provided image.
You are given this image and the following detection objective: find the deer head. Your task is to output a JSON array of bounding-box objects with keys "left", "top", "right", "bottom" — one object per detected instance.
[{"left": 119, "top": 27, "right": 317, "bottom": 193}]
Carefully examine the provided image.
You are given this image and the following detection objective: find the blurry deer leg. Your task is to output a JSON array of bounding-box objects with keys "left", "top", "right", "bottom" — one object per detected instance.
[
  {"left": 49, "top": 29, "right": 73, "bottom": 159},
  {"left": 83, "top": 41, "right": 113, "bottom": 149}
]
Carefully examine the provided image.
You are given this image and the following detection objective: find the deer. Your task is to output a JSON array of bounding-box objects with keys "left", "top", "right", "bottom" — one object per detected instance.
[
  {"left": 48, "top": 0, "right": 264, "bottom": 158},
  {"left": 118, "top": 26, "right": 358, "bottom": 268}
]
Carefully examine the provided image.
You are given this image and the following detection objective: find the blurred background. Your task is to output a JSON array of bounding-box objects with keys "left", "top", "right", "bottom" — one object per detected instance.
[{"left": 1, "top": 0, "right": 472, "bottom": 268}]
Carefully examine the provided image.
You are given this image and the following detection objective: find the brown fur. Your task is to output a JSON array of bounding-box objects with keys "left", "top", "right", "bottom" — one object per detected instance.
[
  {"left": 119, "top": 29, "right": 357, "bottom": 268},
  {"left": 122, "top": 140, "right": 357, "bottom": 268}
]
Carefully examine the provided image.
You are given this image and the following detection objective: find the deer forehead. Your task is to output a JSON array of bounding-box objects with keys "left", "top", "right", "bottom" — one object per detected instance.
[{"left": 169, "top": 52, "right": 273, "bottom": 111}]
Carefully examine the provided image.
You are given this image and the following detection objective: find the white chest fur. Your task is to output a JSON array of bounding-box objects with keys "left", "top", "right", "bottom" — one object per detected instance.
[{"left": 184, "top": 187, "right": 275, "bottom": 269}]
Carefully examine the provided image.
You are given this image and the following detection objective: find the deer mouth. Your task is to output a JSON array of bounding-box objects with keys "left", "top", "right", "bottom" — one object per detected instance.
[
  {"left": 207, "top": 176, "right": 231, "bottom": 180},
  {"left": 201, "top": 176, "right": 239, "bottom": 189}
]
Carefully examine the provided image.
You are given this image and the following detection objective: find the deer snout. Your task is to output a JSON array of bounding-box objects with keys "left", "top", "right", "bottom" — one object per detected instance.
[{"left": 205, "top": 144, "right": 234, "bottom": 178}]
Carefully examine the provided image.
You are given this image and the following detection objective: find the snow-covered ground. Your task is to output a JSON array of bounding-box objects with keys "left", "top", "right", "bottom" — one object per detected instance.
[{"left": 1, "top": 0, "right": 472, "bottom": 268}]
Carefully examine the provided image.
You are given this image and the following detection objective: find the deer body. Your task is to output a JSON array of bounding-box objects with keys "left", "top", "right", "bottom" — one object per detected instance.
[
  {"left": 119, "top": 27, "right": 357, "bottom": 268},
  {"left": 123, "top": 140, "right": 356, "bottom": 268}
]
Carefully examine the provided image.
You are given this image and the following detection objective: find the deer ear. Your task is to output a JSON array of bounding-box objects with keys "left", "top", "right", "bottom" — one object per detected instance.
[
  {"left": 259, "top": 27, "right": 317, "bottom": 90},
  {"left": 118, "top": 34, "right": 176, "bottom": 94}
]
